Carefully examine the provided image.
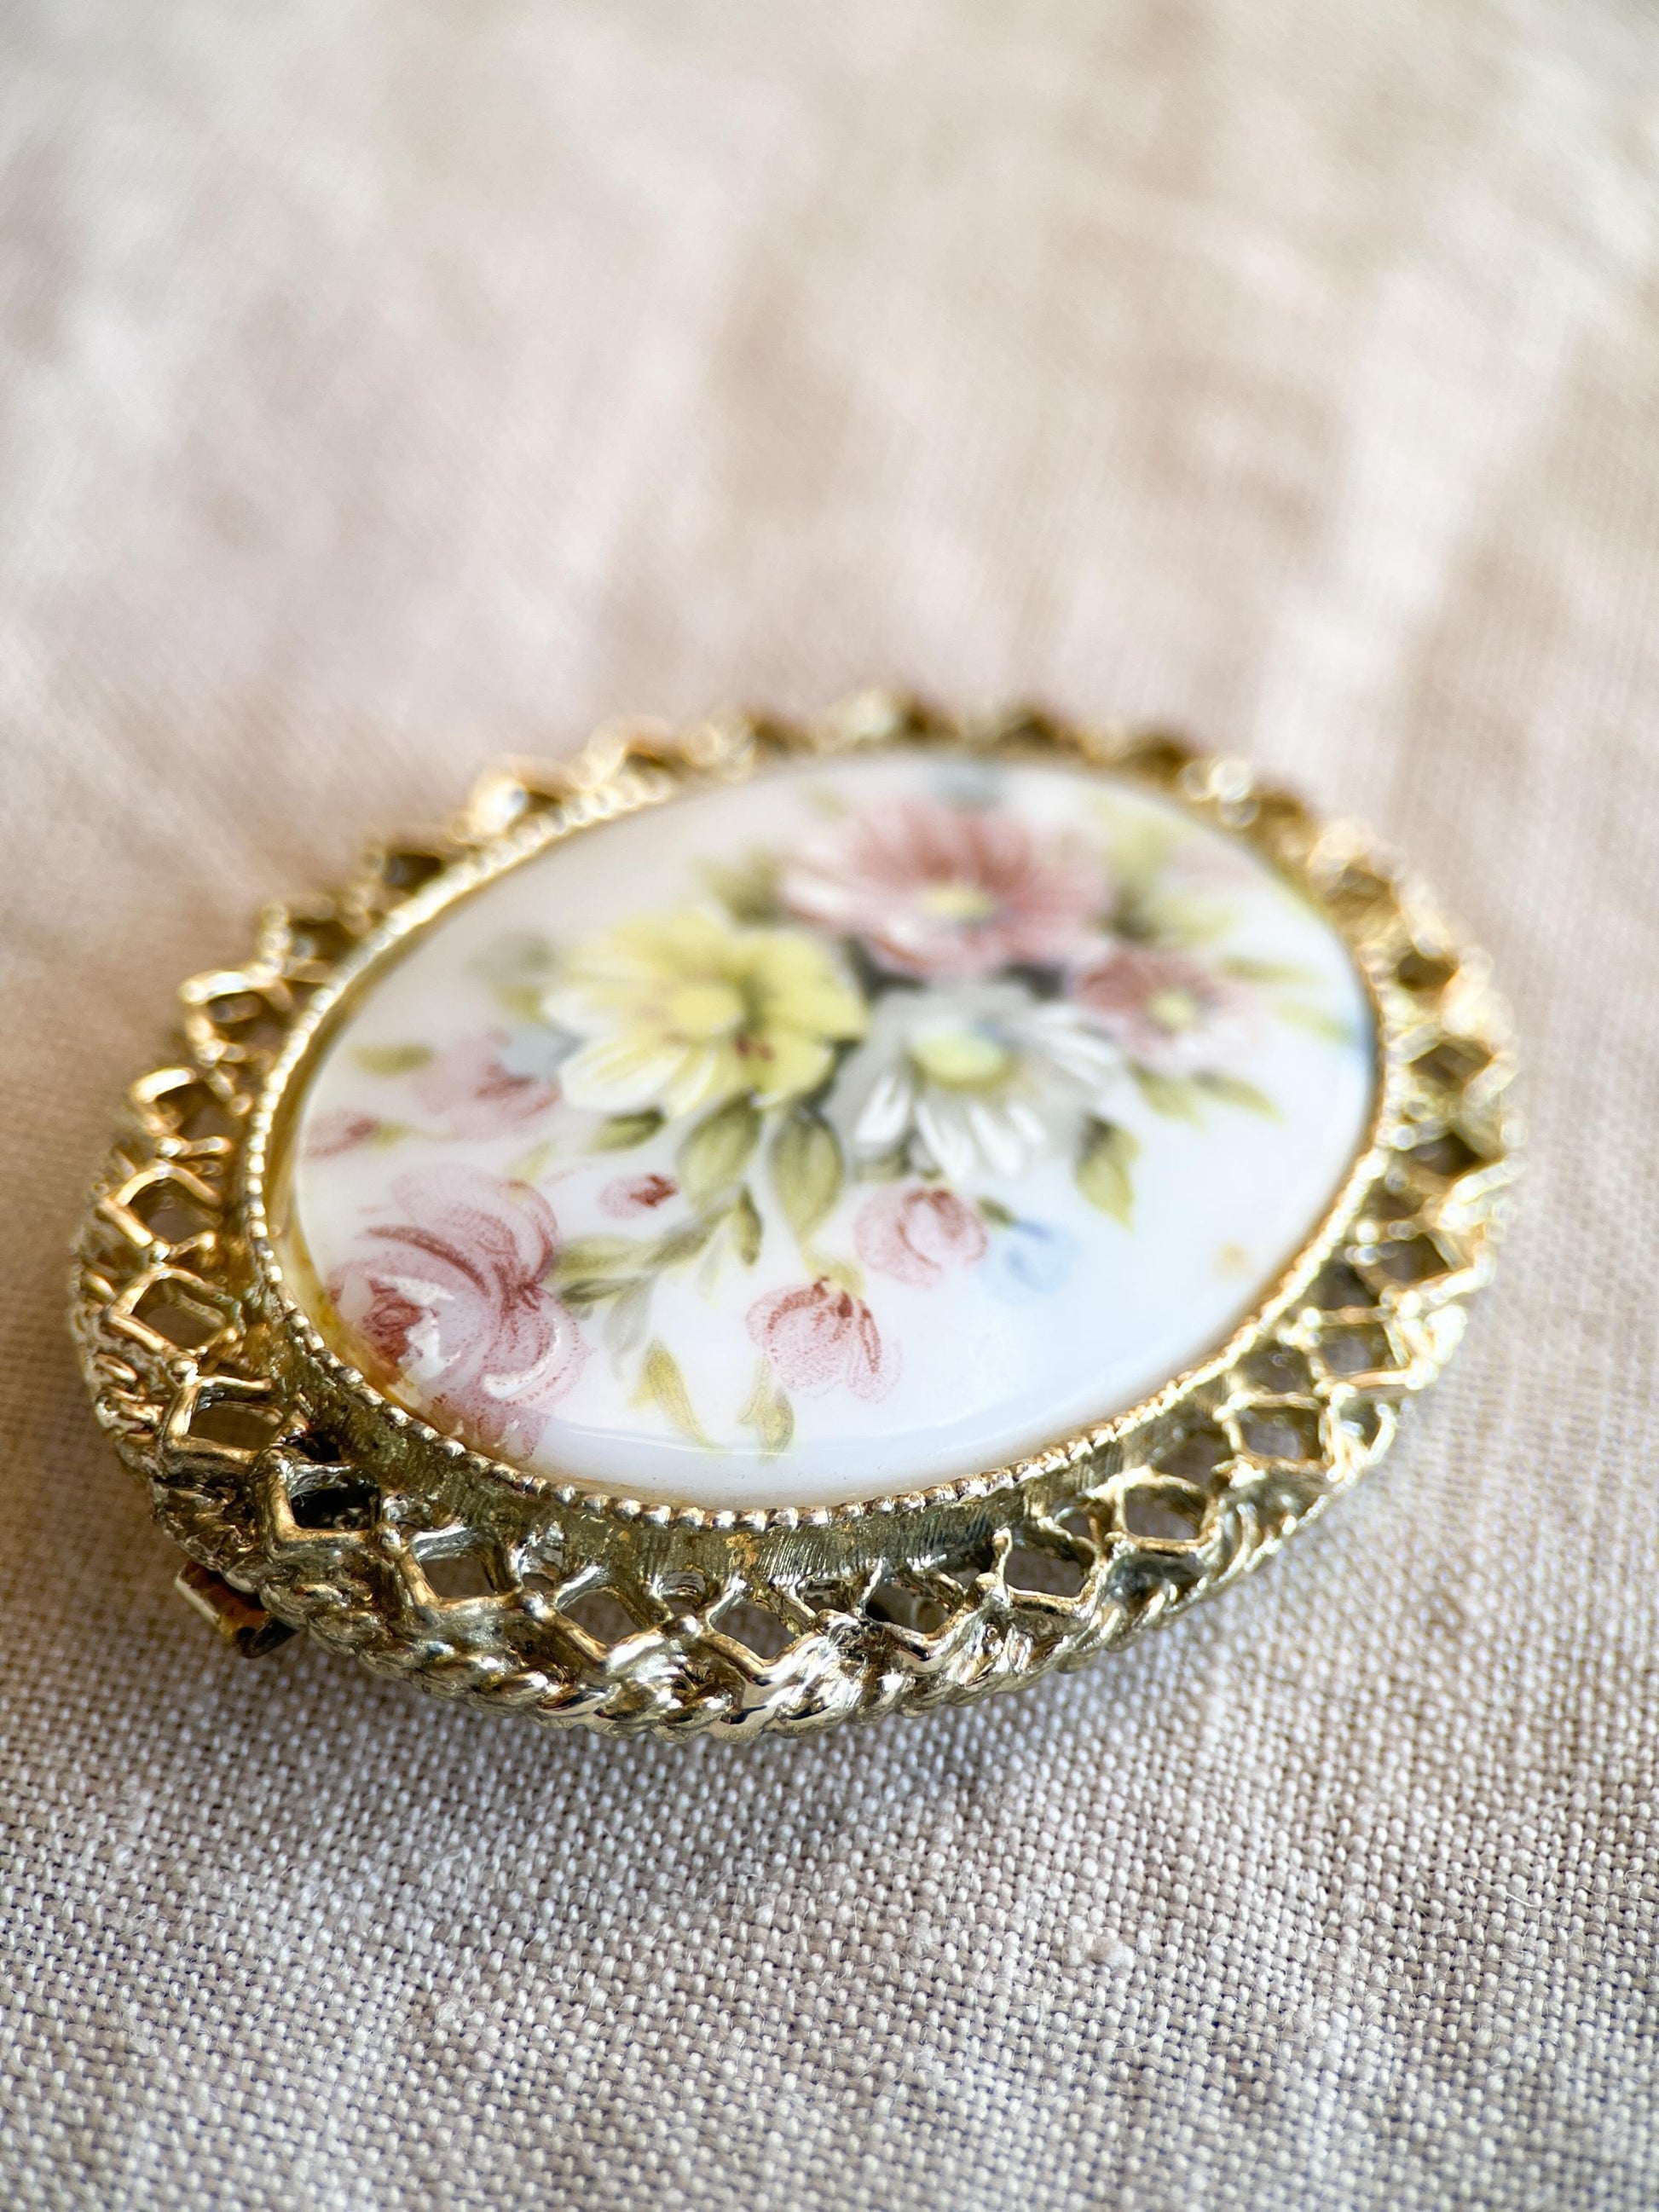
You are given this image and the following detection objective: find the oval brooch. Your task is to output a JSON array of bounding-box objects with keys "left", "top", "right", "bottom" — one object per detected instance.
[{"left": 71, "top": 696, "right": 1515, "bottom": 1736}]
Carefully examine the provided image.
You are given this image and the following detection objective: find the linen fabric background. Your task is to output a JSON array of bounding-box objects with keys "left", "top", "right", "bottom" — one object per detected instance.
[{"left": 3, "top": 4, "right": 1657, "bottom": 2207}]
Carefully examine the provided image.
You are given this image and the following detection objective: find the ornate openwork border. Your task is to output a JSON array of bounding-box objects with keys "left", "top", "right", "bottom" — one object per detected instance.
[{"left": 69, "top": 696, "right": 1515, "bottom": 1736}]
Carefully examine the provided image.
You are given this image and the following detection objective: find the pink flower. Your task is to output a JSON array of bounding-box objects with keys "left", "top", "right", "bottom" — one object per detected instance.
[
  {"left": 854, "top": 1183, "right": 987, "bottom": 1288},
  {"left": 411, "top": 1029, "right": 558, "bottom": 1139},
  {"left": 328, "top": 1165, "right": 585, "bottom": 1449},
  {"left": 779, "top": 796, "right": 1108, "bottom": 980},
  {"left": 600, "top": 1172, "right": 679, "bottom": 1218},
  {"left": 1068, "top": 944, "right": 1256, "bottom": 1076},
  {"left": 307, "top": 1108, "right": 380, "bottom": 1158},
  {"left": 746, "top": 1279, "right": 899, "bottom": 1401}
]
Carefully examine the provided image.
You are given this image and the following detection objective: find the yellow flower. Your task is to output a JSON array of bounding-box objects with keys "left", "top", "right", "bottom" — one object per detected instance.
[{"left": 547, "top": 910, "right": 867, "bottom": 1118}]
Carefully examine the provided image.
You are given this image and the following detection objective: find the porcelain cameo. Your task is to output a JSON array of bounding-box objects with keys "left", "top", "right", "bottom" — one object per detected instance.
[{"left": 273, "top": 754, "right": 1376, "bottom": 1509}]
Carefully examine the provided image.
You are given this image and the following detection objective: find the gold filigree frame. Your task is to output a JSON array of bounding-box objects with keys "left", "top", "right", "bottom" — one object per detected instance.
[{"left": 70, "top": 697, "right": 1515, "bottom": 1737}]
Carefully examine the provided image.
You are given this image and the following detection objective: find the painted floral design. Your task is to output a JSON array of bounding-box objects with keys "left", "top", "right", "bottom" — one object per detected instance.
[
  {"left": 983, "top": 1216, "right": 1081, "bottom": 1303},
  {"left": 747, "top": 1279, "right": 896, "bottom": 1400},
  {"left": 780, "top": 794, "right": 1107, "bottom": 980},
  {"left": 544, "top": 908, "right": 866, "bottom": 1117},
  {"left": 307, "top": 1107, "right": 381, "bottom": 1160},
  {"left": 829, "top": 980, "right": 1121, "bottom": 1182},
  {"left": 306, "top": 769, "right": 1356, "bottom": 1464},
  {"left": 1069, "top": 944, "right": 1256, "bottom": 1077},
  {"left": 410, "top": 1027, "right": 562, "bottom": 1136},
  {"left": 855, "top": 1183, "right": 987, "bottom": 1287},
  {"left": 327, "top": 1166, "right": 585, "bottom": 1450},
  {"left": 601, "top": 1172, "right": 679, "bottom": 1218}
]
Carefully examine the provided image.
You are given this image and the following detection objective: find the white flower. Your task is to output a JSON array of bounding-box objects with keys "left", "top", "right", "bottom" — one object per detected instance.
[{"left": 827, "top": 981, "right": 1122, "bottom": 1182}]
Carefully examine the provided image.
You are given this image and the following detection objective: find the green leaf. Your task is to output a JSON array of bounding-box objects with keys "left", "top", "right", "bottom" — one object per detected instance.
[
  {"left": 366, "top": 1119, "right": 415, "bottom": 1148},
  {"left": 1095, "top": 803, "right": 1176, "bottom": 908},
  {"left": 604, "top": 1279, "right": 653, "bottom": 1356},
  {"left": 1219, "top": 956, "right": 1319, "bottom": 986},
  {"left": 553, "top": 1234, "right": 642, "bottom": 1279},
  {"left": 509, "top": 1138, "right": 562, "bottom": 1182},
  {"left": 558, "top": 1274, "right": 637, "bottom": 1310},
  {"left": 1076, "top": 1118, "right": 1139, "bottom": 1225},
  {"left": 770, "top": 1109, "right": 844, "bottom": 1239},
  {"left": 702, "top": 850, "right": 783, "bottom": 924},
  {"left": 977, "top": 1194, "right": 1017, "bottom": 1227},
  {"left": 851, "top": 1145, "right": 910, "bottom": 1183},
  {"left": 678, "top": 1095, "right": 761, "bottom": 1204},
  {"left": 351, "top": 1043, "right": 432, "bottom": 1077},
  {"left": 471, "top": 932, "right": 558, "bottom": 1021},
  {"left": 650, "top": 1216, "right": 720, "bottom": 1270},
  {"left": 1194, "top": 1071, "right": 1279, "bottom": 1118},
  {"left": 730, "top": 1186, "right": 764, "bottom": 1267},
  {"left": 589, "top": 1109, "right": 665, "bottom": 1152},
  {"left": 638, "top": 1340, "right": 712, "bottom": 1447},
  {"left": 1138, "top": 890, "right": 1234, "bottom": 949},
  {"left": 737, "top": 1357, "right": 795, "bottom": 1456},
  {"left": 1131, "top": 1067, "right": 1206, "bottom": 1123},
  {"left": 1277, "top": 1002, "right": 1356, "bottom": 1047}
]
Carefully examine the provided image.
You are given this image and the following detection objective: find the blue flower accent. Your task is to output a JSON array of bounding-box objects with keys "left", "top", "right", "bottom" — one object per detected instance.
[
  {"left": 986, "top": 1217, "right": 1081, "bottom": 1302},
  {"left": 498, "top": 1024, "right": 578, "bottom": 1082}
]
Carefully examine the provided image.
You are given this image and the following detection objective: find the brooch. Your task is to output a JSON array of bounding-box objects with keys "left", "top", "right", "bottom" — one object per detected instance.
[{"left": 72, "top": 696, "right": 1514, "bottom": 1735}]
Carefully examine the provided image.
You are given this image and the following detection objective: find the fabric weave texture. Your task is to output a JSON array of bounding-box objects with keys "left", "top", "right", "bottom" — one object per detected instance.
[{"left": 3, "top": 3, "right": 1657, "bottom": 2206}]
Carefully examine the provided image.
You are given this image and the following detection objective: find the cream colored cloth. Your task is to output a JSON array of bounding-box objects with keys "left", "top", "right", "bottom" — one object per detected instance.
[{"left": 4, "top": 4, "right": 1658, "bottom": 2207}]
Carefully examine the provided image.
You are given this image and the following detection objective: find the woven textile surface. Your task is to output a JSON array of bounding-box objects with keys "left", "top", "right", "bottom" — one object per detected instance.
[{"left": 3, "top": 3, "right": 1658, "bottom": 2206}]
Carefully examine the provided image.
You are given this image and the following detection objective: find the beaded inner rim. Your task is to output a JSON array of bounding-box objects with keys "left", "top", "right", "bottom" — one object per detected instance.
[{"left": 69, "top": 698, "right": 1515, "bottom": 1737}]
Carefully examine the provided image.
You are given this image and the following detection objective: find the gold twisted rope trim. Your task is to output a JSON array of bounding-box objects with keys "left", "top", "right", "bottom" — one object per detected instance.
[{"left": 69, "top": 696, "right": 1515, "bottom": 1738}]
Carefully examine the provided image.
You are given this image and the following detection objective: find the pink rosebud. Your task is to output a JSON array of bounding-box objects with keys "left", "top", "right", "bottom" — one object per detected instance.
[
  {"left": 746, "top": 1279, "right": 898, "bottom": 1401},
  {"left": 854, "top": 1183, "right": 988, "bottom": 1288},
  {"left": 600, "top": 1172, "right": 679, "bottom": 1218},
  {"left": 411, "top": 1029, "right": 559, "bottom": 1139},
  {"left": 307, "top": 1108, "right": 381, "bottom": 1159}
]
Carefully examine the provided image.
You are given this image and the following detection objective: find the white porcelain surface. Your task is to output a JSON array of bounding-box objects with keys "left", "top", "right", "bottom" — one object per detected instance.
[{"left": 276, "top": 755, "right": 1376, "bottom": 1508}]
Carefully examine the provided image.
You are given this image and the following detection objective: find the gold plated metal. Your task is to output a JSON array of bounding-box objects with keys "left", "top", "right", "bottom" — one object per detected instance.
[{"left": 70, "top": 696, "right": 1515, "bottom": 1737}]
